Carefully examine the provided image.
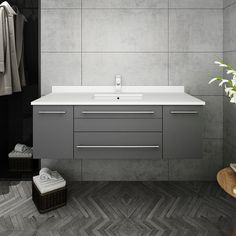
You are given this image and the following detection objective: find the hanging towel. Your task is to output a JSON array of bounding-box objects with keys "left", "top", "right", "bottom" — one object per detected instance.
[
  {"left": 0, "top": 1, "right": 21, "bottom": 96},
  {"left": 14, "top": 7, "right": 26, "bottom": 87},
  {"left": 0, "top": 6, "right": 12, "bottom": 95}
]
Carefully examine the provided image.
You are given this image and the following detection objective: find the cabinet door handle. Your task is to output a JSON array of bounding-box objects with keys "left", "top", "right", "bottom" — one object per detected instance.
[
  {"left": 170, "top": 111, "right": 198, "bottom": 114},
  {"left": 82, "top": 111, "right": 154, "bottom": 114},
  {"left": 76, "top": 145, "right": 159, "bottom": 149},
  {"left": 38, "top": 111, "right": 66, "bottom": 114}
]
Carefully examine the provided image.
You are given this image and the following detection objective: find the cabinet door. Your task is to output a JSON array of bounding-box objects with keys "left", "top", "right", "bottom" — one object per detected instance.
[
  {"left": 163, "top": 106, "right": 203, "bottom": 159},
  {"left": 33, "top": 106, "right": 73, "bottom": 159}
]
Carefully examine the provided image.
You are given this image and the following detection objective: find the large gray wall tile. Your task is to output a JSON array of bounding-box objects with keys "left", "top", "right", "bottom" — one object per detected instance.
[
  {"left": 41, "top": 0, "right": 81, "bottom": 9},
  {"left": 82, "top": 53, "right": 168, "bottom": 85},
  {"left": 224, "top": 52, "right": 236, "bottom": 67},
  {"left": 169, "top": 53, "right": 223, "bottom": 95},
  {"left": 223, "top": 96, "right": 236, "bottom": 146},
  {"left": 82, "top": 0, "right": 168, "bottom": 8},
  {"left": 224, "top": 0, "right": 236, "bottom": 8},
  {"left": 82, "top": 9, "right": 168, "bottom": 52},
  {"left": 82, "top": 160, "right": 168, "bottom": 181},
  {"left": 41, "top": 9, "right": 81, "bottom": 52},
  {"left": 197, "top": 96, "right": 223, "bottom": 139},
  {"left": 170, "top": 0, "right": 223, "bottom": 9},
  {"left": 169, "top": 9, "right": 223, "bottom": 52},
  {"left": 224, "top": 142, "right": 236, "bottom": 166},
  {"left": 41, "top": 53, "right": 81, "bottom": 95},
  {"left": 41, "top": 159, "right": 82, "bottom": 181},
  {"left": 169, "top": 139, "right": 223, "bottom": 180},
  {"left": 224, "top": 5, "right": 236, "bottom": 52},
  {"left": 224, "top": 5, "right": 236, "bottom": 51}
]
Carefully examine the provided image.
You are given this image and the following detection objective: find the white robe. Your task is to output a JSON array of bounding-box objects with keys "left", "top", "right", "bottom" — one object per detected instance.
[{"left": 0, "top": 1, "right": 21, "bottom": 96}]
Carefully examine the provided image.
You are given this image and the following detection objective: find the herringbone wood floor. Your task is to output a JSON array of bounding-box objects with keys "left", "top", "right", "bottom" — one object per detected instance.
[{"left": 0, "top": 181, "right": 235, "bottom": 236}]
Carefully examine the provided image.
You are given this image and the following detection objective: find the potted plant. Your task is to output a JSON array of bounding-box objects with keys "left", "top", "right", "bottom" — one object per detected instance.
[{"left": 209, "top": 61, "right": 236, "bottom": 103}]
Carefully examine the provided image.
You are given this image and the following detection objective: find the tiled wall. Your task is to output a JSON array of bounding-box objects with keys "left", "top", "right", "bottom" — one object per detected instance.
[
  {"left": 41, "top": 0, "right": 224, "bottom": 181},
  {"left": 223, "top": 0, "right": 236, "bottom": 165}
]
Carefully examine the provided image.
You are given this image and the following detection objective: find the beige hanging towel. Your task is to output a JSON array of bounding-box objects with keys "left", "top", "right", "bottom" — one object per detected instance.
[{"left": 0, "top": 1, "right": 21, "bottom": 96}]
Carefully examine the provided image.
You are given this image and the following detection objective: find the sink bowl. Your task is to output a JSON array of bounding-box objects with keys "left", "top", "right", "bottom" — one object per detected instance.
[{"left": 94, "top": 93, "right": 143, "bottom": 101}]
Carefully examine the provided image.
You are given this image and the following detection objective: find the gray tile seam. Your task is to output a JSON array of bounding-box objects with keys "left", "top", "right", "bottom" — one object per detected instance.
[
  {"left": 167, "top": 0, "right": 170, "bottom": 86},
  {"left": 204, "top": 138, "right": 223, "bottom": 140},
  {"left": 81, "top": 0, "right": 83, "bottom": 86},
  {"left": 41, "top": 51, "right": 223, "bottom": 54},
  {"left": 41, "top": 8, "right": 222, "bottom": 10}
]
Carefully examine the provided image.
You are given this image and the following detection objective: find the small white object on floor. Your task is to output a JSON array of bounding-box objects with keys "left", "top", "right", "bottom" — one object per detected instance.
[
  {"left": 233, "top": 187, "right": 236, "bottom": 194},
  {"left": 230, "top": 163, "right": 236, "bottom": 173},
  {"left": 33, "top": 171, "right": 66, "bottom": 194},
  {"left": 8, "top": 147, "right": 33, "bottom": 158},
  {"left": 39, "top": 168, "right": 60, "bottom": 182},
  {"left": 14, "top": 144, "right": 28, "bottom": 152}
]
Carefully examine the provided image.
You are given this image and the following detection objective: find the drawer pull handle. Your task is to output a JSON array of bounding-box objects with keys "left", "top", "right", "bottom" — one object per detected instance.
[
  {"left": 76, "top": 145, "right": 159, "bottom": 149},
  {"left": 82, "top": 111, "right": 155, "bottom": 114},
  {"left": 170, "top": 111, "right": 198, "bottom": 114},
  {"left": 38, "top": 111, "right": 66, "bottom": 114}
]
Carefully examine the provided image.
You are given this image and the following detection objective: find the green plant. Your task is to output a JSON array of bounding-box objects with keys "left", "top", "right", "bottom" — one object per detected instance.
[{"left": 209, "top": 61, "right": 236, "bottom": 103}]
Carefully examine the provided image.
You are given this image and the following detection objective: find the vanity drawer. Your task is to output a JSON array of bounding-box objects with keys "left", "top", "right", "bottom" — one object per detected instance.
[
  {"left": 74, "top": 106, "right": 162, "bottom": 119},
  {"left": 74, "top": 132, "right": 162, "bottom": 160},
  {"left": 74, "top": 118, "right": 162, "bottom": 132}
]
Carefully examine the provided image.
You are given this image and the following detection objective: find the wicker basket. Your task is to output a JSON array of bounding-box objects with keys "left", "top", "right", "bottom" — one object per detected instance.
[
  {"left": 32, "top": 182, "right": 67, "bottom": 213},
  {"left": 9, "top": 158, "right": 32, "bottom": 172}
]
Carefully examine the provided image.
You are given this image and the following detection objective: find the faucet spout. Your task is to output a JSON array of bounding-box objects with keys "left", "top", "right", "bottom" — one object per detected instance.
[{"left": 115, "top": 75, "right": 122, "bottom": 92}]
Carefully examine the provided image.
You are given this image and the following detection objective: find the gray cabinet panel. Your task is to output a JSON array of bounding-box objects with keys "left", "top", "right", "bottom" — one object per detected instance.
[
  {"left": 74, "top": 105, "right": 162, "bottom": 119},
  {"left": 74, "top": 118, "right": 162, "bottom": 132},
  {"left": 33, "top": 106, "right": 73, "bottom": 159},
  {"left": 74, "top": 149, "right": 162, "bottom": 160},
  {"left": 163, "top": 106, "right": 203, "bottom": 159},
  {"left": 74, "top": 132, "right": 162, "bottom": 159}
]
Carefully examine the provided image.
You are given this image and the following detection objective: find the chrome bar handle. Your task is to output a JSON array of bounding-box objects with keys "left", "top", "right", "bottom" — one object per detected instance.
[
  {"left": 76, "top": 145, "right": 160, "bottom": 149},
  {"left": 38, "top": 111, "right": 66, "bottom": 114},
  {"left": 82, "top": 111, "right": 155, "bottom": 114},
  {"left": 170, "top": 111, "right": 198, "bottom": 114}
]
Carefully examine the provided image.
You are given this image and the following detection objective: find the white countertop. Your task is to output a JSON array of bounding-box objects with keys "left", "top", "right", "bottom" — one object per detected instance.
[{"left": 31, "top": 86, "right": 206, "bottom": 106}]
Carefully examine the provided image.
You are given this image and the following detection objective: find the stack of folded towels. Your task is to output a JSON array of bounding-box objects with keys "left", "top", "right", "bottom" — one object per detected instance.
[
  {"left": 8, "top": 144, "right": 33, "bottom": 158},
  {"left": 33, "top": 168, "right": 66, "bottom": 194}
]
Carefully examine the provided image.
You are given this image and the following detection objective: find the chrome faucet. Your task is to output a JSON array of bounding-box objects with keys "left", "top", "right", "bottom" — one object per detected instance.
[{"left": 115, "top": 74, "right": 122, "bottom": 92}]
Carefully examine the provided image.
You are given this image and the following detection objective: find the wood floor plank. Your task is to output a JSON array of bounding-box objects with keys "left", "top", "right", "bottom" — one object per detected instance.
[{"left": 0, "top": 181, "right": 235, "bottom": 235}]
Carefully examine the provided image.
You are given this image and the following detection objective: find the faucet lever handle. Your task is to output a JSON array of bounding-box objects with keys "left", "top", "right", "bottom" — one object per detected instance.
[{"left": 115, "top": 75, "right": 122, "bottom": 85}]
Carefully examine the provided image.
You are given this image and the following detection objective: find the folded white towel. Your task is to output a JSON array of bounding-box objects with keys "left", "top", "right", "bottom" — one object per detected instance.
[
  {"left": 33, "top": 173, "right": 66, "bottom": 194},
  {"left": 8, "top": 148, "right": 33, "bottom": 158},
  {"left": 39, "top": 168, "right": 60, "bottom": 182},
  {"left": 14, "top": 144, "right": 28, "bottom": 153}
]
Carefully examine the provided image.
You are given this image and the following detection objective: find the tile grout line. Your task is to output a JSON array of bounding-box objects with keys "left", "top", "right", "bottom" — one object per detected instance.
[
  {"left": 41, "top": 51, "right": 223, "bottom": 54},
  {"left": 41, "top": 8, "right": 223, "bottom": 10},
  {"left": 81, "top": 1, "right": 83, "bottom": 86},
  {"left": 167, "top": 0, "right": 170, "bottom": 180},
  {"left": 167, "top": 0, "right": 170, "bottom": 86},
  {"left": 81, "top": 0, "right": 83, "bottom": 181}
]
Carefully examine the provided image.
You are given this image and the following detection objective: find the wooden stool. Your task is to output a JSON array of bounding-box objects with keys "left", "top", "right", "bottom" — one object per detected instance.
[
  {"left": 217, "top": 168, "right": 236, "bottom": 236},
  {"left": 217, "top": 167, "right": 236, "bottom": 199}
]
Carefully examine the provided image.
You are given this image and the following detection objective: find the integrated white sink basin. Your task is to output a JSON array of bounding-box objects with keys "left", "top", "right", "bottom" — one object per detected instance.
[
  {"left": 31, "top": 86, "right": 206, "bottom": 106},
  {"left": 94, "top": 93, "right": 143, "bottom": 101}
]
